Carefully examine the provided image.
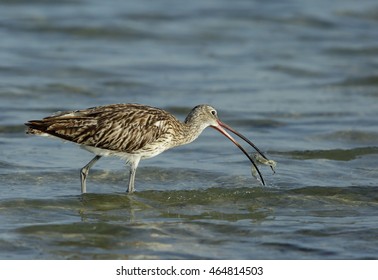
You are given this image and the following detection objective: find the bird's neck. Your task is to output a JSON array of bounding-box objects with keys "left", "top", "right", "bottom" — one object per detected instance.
[{"left": 173, "top": 119, "right": 208, "bottom": 147}]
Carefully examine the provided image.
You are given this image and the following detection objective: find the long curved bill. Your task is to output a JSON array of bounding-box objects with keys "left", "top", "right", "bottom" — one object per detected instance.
[{"left": 211, "top": 120, "right": 267, "bottom": 186}]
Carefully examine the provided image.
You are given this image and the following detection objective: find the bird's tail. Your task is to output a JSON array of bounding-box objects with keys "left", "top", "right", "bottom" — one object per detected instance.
[{"left": 25, "top": 120, "right": 49, "bottom": 135}]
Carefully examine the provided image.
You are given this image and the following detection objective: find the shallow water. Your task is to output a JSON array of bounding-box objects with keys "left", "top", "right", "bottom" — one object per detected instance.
[{"left": 0, "top": 0, "right": 378, "bottom": 259}]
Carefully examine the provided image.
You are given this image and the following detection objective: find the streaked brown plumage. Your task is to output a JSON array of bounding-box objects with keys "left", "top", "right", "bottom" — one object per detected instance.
[{"left": 25, "top": 103, "right": 270, "bottom": 193}]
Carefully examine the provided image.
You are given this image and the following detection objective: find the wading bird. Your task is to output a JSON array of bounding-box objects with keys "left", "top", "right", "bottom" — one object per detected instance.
[{"left": 25, "top": 104, "right": 271, "bottom": 193}]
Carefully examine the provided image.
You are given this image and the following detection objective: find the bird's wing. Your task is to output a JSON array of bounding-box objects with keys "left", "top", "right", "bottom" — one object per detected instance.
[
  {"left": 26, "top": 104, "right": 176, "bottom": 153},
  {"left": 84, "top": 104, "right": 175, "bottom": 152}
]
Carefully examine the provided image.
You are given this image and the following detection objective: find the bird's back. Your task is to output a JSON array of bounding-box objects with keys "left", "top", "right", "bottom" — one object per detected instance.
[{"left": 25, "top": 103, "right": 180, "bottom": 154}]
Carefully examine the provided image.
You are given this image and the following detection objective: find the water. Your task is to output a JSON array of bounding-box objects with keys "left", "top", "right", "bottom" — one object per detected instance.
[{"left": 0, "top": 0, "right": 378, "bottom": 259}]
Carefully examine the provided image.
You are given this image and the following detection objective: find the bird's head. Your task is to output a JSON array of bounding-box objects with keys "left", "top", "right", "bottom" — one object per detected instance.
[{"left": 185, "top": 104, "right": 271, "bottom": 185}]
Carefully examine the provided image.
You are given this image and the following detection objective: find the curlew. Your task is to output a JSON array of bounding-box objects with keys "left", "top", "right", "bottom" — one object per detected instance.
[{"left": 25, "top": 103, "right": 272, "bottom": 193}]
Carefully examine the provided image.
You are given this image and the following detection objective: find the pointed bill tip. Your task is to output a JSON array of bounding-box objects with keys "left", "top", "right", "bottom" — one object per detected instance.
[{"left": 210, "top": 122, "right": 266, "bottom": 186}]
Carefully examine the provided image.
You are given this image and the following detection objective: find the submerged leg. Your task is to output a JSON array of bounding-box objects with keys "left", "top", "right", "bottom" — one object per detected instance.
[
  {"left": 127, "top": 157, "right": 141, "bottom": 193},
  {"left": 80, "top": 155, "right": 101, "bottom": 194}
]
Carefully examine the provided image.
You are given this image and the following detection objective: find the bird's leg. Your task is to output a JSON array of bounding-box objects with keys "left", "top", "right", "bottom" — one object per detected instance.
[
  {"left": 80, "top": 155, "right": 101, "bottom": 194},
  {"left": 127, "top": 167, "right": 136, "bottom": 193},
  {"left": 126, "top": 156, "right": 140, "bottom": 193}
]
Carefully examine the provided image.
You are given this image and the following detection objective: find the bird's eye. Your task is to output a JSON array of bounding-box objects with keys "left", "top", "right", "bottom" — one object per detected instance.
[{"left": 211, "top": 110, "right": 217, "bottom": 116}]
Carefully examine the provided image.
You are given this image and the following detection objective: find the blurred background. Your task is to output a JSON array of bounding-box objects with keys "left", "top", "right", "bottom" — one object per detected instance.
[{"left": 0, "top": 0, "right": 377, "bottom": 259}]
